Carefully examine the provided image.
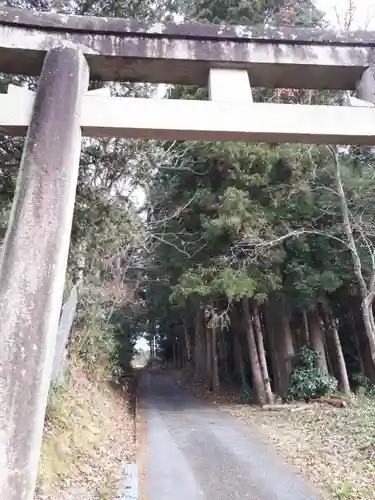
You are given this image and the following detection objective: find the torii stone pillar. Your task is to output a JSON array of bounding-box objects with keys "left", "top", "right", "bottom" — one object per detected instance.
[
  {"left": 357, "top": 66, "right": 375, "bottom": 104},
  {"left": 0, "top": 46, "right": 89, "bottom": 500}
]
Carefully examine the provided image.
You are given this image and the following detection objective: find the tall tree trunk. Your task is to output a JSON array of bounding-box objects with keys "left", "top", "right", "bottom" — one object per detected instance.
[
  {"left": 252, "top": 302, "right": 273, "bottom": 403},
  {"left": 177, "top": 341, "right": 182, "bottom": 368},
  {"left": 307, "top": 308, "right": 329, "bottom": 374},
  {"left": 324, "top": 335, "right": 335, "bottom": 377},
  {"left": 205, "top": 319, "right": 213, "bottom": 390},
  {"left": 322, "top": 303, "right": 350, "bottom": 393},
  {"left": 265, "top": 300, "right": 294, "bottom": 393},
  {"left": 331, "top": 146, "right": 375, "bottom": 366},
  {"left": 369, "top": 302, "right": 375, "bottom": 333},
  {"left": 350, "top": 309, "right": 365, "bottom": 375},
  {"left": 173, "top": 341, "right": 177, "bottom": 368},
  {"left": 183, "top": 320, "right": 192, "bottom": 365},
  {"left": 263, "top": 303, "right": 281, "bottom": 394},
  {"left": 301, "top": 311, "right": 310, "bottom": 346},
  {"left": 331, "top": 319, "right": 351, "bottom": 394},
  {"left": 242, "top": 299, "right": 265, "bottom": 404},
  {"left": 350, "top": 297, "right": 375, "bottom": 382},
  {"left": 234, "top": 334, "right": 246, "bottom": 385},
  {"left": 362, "top": 298, "right": 375, "bottom": 365},
  {"left": 212, "top": 325, "right": 220, "bottom": 392},
  {"left": 217, "top": 326, "right": 228, "bottom": 377},
  {"left": 278, "top": 308, "right": 295, "bottom": 393},
  {"left": 194, "top": 309, "right": 204, "bottom": 378}
]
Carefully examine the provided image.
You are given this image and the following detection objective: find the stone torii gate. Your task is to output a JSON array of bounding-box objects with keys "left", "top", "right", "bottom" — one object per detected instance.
[{"left": 0, "top": 6, "right": 375, "bottom": 500}]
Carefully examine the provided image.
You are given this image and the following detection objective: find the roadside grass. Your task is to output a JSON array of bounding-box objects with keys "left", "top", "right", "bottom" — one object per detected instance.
[{"left": 36, "top": 359, "right": 136, "bottom": 500}]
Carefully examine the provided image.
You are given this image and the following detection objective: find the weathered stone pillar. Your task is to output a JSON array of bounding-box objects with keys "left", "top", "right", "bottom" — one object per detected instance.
[
  {"left": 0, "top": 47, "right": 89, "bottom": 500},
  {"left": 356, "top": 66, "right": 375, "bottom": 104}
]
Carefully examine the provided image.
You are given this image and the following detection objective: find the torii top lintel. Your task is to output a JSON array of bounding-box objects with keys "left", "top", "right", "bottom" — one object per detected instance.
[{"left": 0, "top": 6, "right": 375, "bottom": 89}]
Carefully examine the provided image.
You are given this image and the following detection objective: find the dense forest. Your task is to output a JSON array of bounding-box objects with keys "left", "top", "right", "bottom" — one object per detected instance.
[
  {"left": 2, "top": 0, "right": 375, "bottom": 405},
  {"left": 146, "top": 0, "right": 375, "bottom": 403}
]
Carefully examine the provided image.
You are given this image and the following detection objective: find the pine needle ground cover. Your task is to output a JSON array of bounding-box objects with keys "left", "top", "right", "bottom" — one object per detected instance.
[{"left": 224, "top": 399, "right": 375, "bottom": 500}]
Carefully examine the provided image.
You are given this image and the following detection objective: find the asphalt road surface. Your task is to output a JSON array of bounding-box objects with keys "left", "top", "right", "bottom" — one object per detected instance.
[{"left": 140, "top": 372, "right": 320, "bottom": 500}]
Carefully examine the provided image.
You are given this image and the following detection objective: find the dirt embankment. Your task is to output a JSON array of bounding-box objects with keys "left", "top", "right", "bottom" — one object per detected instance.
[{"left": 36, "top": 362, "right": 138, "bottom": 500}]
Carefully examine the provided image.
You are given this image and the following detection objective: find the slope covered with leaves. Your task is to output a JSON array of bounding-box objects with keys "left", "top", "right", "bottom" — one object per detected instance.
[{"left": 37, "top": 361, "right": 136, "bottom": 500}]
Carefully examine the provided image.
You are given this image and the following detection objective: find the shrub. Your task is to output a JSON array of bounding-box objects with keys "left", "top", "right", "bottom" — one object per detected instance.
[
  {"left": 77, "top": 321, "right": 123, "bottom": 376},
  {"left": 72, "top": 289, "right": 130, "bottom": 377},
  {"left": 239, "top": 381, "right": 253, "bottom": 404},
  {"left": 288, "top": 346, "right": 338, "bottom": 401},
  {"left": 352, "top": 373, "right": 375, "bottom": 397}
]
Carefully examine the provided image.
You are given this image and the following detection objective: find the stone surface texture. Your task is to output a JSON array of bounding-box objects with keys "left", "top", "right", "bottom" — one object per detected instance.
[
  {"left": 0, "top": 6, "right": 374, "bottom": 88},
  {"left": 0, "top": 46, "right": 89, "bottom": 500},
  {"left": 0, "top": 5, "right": 374, "bottom": 43},
  {"left": 2, "top": 91, "right": 375, "bottom": 145}
]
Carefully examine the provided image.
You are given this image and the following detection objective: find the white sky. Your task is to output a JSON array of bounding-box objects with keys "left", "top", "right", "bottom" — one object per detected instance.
[
  {"left": 316, "top": 0, "right": 375, "bottom": 29},
  {"left": 136, "top": 336, "right": 150, "bottom": 351}
]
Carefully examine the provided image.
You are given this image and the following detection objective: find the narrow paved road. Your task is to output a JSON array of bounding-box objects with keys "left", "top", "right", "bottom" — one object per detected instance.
[{"left": 140, "top": 372, "right": 320, "bottom": 500}]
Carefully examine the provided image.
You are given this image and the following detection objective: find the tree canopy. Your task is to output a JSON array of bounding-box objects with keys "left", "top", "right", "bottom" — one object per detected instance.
[{"left": 2, "top": 0, "right": 375, "bottom": 398}]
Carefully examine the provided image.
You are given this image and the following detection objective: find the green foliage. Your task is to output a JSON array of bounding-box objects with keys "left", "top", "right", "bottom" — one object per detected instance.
[
  {"left": 71, "top": 284, "right": 137, "bottom": 376},
  {"left": 214, "top": 268, "right": 257, "bottom": 301},
  {"left": 76, "top": 323, "right": 121, "bottom": 373},
  {"left": 352, "top": 373, "right": 375, "bottom": 397},
  {"left": 170, "top": 266, "right": 257, "bottom": 303},
  {"left": 288, "top": 347, "right": 338, "bottom": 401},
  {"left": 239, "top": 381, "right": 253, "bottom": 404},
  {"left": 47, "top": 378, "right": 69, "bottom": 418},
  {"left": 0, "top": 1, "right": 167, "bottom": 380},
  {"left": 144, "top": 0, "right": 370, "bottom": 370},
  {"left": 292, "top": 345, "right": 321, "bottom": 368},
  {"left": 182, "top": 0, "right": 323, "bottom": 26}
]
